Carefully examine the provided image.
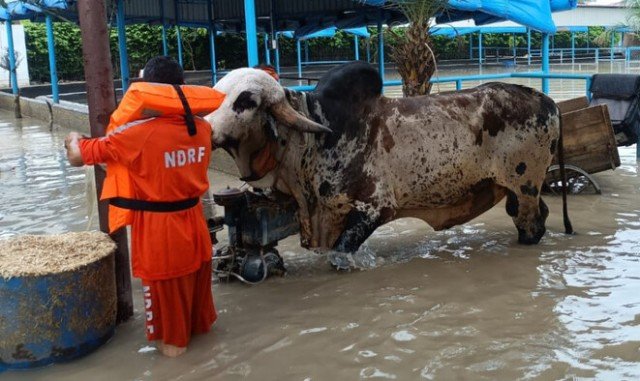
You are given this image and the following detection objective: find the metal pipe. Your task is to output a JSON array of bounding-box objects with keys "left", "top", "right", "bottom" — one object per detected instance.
[
  {"left": 571, "top": 31, "right": 575, "bottom": 64},
  {"left": 377, "top": 13, "right": 384, "bottom": 81},
  {"left": 478, "top": 33, "right": 483, "bottom": 66},
  {"left": 76, "top": 0, "right": 133, "bottom": 324},
  {"left": 296, "top": 39, "right": 302, "bottom": 78},
  {"left": 4, "top": 19, "right": 18, "bottom": 95},
  {"left": 160, "top": 0, "right": 168, "bottom": 56},
  {"left": 244, "top": 0, "right": 259, "bottom": 66},
  {"left": 542, "top": 33, "right": 550, "bottom": 94},
  {"left": 207, "top": 0, "right": 216, "bottom": 85},
  {"left": 354, "top": 35, "right": 359, "bottom": 61},
  {"left": 275, "top": 34, "right": 280, "bottom": 74},
  {"left": 45, "top": 14, "right": 59, "bottom": 103},
  {"left": 527, "top": 29, "right": 531, "bottom": 65},
  {"left": 174, "top": 0, "right": 183, "bottom": 66},
  {"left": 264, "top": 33, "right": 271, "bottom": 65},
  {"left": 116, "top": 0, "right": 129, "bottom": 92},
  {"left": 610, "top": 30, "right": 615, "bottom": 62}
]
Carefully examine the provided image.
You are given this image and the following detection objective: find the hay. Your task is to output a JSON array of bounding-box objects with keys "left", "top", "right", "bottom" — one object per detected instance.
[{"left": 0, "top": 231, "right": 116, "bottom": 279}]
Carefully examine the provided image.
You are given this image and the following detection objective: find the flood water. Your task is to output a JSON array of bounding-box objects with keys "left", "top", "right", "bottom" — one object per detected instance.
[{"left": 2, "top": 62, "right": 640, "bottom": 380}]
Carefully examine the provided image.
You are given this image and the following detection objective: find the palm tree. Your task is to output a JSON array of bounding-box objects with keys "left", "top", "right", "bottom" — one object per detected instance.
[
  {"left": 386, "top": 0, "right": 448, "bottom": 97},
  {"left": 627, "top": 0, "right": 640, "bottom": 32}
]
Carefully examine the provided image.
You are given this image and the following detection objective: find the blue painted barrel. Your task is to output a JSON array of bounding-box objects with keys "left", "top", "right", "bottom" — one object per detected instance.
[{"left": 0, "top": 232, "right": 117, "bottom": 371}]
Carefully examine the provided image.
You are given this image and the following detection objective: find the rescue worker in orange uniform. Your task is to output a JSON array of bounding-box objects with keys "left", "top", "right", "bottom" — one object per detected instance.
[{"left": 64, "top": 56, "right": 225, "bottom": 357}]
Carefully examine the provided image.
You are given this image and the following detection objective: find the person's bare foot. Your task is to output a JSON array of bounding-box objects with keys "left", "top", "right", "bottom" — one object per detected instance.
[{"left": 158, "top": 342, "right": 186, "bottom": 357}]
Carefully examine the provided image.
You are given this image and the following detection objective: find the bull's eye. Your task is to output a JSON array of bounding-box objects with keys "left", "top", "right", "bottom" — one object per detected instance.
[{"left": 232, "top": 91, "right": 258, "bottom": 114}]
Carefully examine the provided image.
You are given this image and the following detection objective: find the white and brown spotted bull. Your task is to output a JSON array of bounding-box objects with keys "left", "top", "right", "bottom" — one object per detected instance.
[{"left": 207, "top": 62, "right": 572, "bottom": 266}]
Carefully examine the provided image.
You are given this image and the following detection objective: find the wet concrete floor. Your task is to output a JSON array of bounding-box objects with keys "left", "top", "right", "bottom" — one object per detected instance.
[{"left": 1, "top": 65, "right": 640, "bottom": 380}]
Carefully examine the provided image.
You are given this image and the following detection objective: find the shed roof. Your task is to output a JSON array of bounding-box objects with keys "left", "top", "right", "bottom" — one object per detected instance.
[{"left": 1, "top": 0, "right": 577, "bottom": 35}]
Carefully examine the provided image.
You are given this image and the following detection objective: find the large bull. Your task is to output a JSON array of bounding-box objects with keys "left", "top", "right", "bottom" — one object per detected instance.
[{"left": 207, "top": 62, "right": 571, "bottom": 265}]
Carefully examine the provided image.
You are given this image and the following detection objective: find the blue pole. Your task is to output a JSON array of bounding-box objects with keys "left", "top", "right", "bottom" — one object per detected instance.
[
  {"left": 275, "top": 34, "right": 281, "bottom": 74},
  {"left": 542, "top": 33, "right": 550, "bottom": 94},
  {"left": 176, "top": 27, "right": 183, "bottom": 67},
  {"left": 207, "top": 0, "right": 217, "bottom": 85},
  {"left": 377, "top": 16, "right": 385, "bottom": 81},
  {"left": 264, "top": 34, "right": 271, "bottom": 65},
  {"left": 116, "top": 0, "right": 130, "bottom": 92},
  {"left": 478, "top": 33, "right": 483, "bottom": 66},
  {"left": 174, "top": 0, "right": 183, "bottom": 66},
  {"left": 161, "top": 25, "right": 168, "bottom": 56},
  {"left": 571, "top": 32, "right": 575, "bottom": 64},
  {"left": 610, "top": 30, "right": 614, "bottom": 62},
  {"left": 160, "top": 0, "right": 168, "bottom": 56},
  {"left": 244, "top": 0, "right": 259, "bottom": 66},
  {"left": 469, "top": 33, "right": 473, "bottom": 60},
  {"left": 354, "top": 35, "right": 359, "bottom": 60},
  {"left": 45, "top": 15, "right": 59, "bottom": 103},
  {"left": 527, "top": 29, "right": 531, "bottom": 65},
  {"left": 297, "top": 39, "right": 302, "bottom": 78},
  {"left": 5, "top": 20, "right": 18, "bottom": 95}
]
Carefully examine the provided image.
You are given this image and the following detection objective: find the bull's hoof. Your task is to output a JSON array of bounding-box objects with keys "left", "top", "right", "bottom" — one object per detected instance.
[
  {"left": 517, "top": 227, "right": 546, "bottom": 245},
  {"left": 327, "top": 251, "right": 356, "bottom": 272}
]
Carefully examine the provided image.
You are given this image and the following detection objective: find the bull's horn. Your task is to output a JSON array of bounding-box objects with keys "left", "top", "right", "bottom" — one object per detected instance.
[{"left": 270, "top": 100, "right": 332, "bottom": 134}]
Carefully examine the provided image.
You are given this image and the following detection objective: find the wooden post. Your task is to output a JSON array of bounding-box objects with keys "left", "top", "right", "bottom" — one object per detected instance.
[{"left": 77, "top": 0, "right": 133, "bottom": 324}]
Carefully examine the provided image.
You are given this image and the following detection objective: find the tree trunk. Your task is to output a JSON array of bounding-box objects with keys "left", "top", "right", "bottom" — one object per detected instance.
[{"left": 391, "top": 21, "right": 436, "bottom": 97}]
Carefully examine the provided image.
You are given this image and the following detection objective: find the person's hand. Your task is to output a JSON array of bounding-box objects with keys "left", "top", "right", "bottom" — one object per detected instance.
[{"left": 65, "top": 132, "right": 85, "bottom": 167}]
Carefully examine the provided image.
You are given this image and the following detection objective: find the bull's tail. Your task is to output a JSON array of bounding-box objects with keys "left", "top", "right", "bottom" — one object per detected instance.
[{"left": 557, "top": 113, "right": 574, "bottom": 235}]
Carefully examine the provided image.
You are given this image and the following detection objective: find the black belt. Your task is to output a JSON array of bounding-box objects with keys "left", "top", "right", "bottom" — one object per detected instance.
[{"left": 110, "top": 197, "right": 199, "bottom": 212}]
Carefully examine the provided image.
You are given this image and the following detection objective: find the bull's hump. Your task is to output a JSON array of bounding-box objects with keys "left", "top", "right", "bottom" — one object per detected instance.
[{"left": 314, "top": 62, "right": 382, "bottom": 107}]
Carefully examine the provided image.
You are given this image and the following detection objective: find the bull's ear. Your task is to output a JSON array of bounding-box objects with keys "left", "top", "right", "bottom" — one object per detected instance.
[{"left": 270, "top": 100, "right": 332, "bottom": 134}]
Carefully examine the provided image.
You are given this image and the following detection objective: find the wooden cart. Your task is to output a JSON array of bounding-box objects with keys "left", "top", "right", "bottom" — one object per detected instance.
[{"left": 546, "top": 96, "right": 621, "bottom": 194}]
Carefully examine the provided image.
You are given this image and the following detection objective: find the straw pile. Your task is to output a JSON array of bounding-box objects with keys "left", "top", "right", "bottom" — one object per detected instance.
[{"left": 0, "top": 231, "right": 116, "bottom": 278}]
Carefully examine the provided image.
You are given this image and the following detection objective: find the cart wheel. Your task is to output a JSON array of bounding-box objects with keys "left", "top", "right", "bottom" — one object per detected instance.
[{"left": 544, "top": 164, "right": 601, "bottom": 195}]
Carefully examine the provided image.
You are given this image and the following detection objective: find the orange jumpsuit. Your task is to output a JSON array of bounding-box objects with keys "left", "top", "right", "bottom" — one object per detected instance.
[{"left": 79, "top": 84, "right": 224, "bottom": 347}]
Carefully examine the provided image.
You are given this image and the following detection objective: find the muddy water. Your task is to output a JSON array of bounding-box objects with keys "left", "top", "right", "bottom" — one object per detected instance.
[{"left": 1, "top": 70, "right": 640, "bottom": 380}]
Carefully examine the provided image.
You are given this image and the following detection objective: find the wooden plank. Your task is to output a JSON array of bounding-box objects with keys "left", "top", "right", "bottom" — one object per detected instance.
[
  {"left": 553, "top": 104, "right": 620, "bottom": 174},
  {"left": 557, "top": 96, "right": 589, "bottom": 114}
]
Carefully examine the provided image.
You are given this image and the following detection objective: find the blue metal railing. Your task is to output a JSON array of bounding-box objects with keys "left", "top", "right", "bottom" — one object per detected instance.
[{"left": 288, "top": 71, "right": 593, "bottom": 99}]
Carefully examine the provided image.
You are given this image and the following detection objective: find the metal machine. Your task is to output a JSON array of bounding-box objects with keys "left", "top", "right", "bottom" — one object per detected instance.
[{"left": 209, "top": 188, "right": 299, "bottom": 284}]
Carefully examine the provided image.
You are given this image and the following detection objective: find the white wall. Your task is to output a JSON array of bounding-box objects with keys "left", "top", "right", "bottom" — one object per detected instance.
[{"left": 0, "top": 23, "right": 30, "bottom": 88}]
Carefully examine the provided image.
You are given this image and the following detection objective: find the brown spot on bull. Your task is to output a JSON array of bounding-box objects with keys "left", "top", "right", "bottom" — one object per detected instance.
[
  {"left": 482, "top": 110, "right": 506, "bottom": 137},
  {"left": 516, "top": 162, "right": 527, "bottom": 176},
  {"left": 474, "top": 129, "right": 483, "bottom": 146},
  {"left": 454, "top": 96, "right": 471, "bottom": 108},
  {"left": 550, "top": 139, "right": 557, "bottom": 155},
  {"left": 506, "top": 191, "right": 519, "bottom": 217},
  {"left": 381, "top": 126, "right": 395, "bottom": 153},
  {"left": 520, "top": 181, "right": 539, "bottom": 197},
  {"left": 319, "top": 181, "right": 332, "bottom": 197}
]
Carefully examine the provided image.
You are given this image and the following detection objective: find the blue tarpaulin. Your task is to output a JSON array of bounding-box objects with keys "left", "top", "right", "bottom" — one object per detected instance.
[
  {"left": 285, "top": 26, "right": 370, "bottom": 40},
  {"left": 0, "top": 0, "right": 68, "bottom": 20},
  {"left": 437, "top": 0, "right": 576, "bottom": 33},
  {"left": 401, "top": 0, "right": 577, "bottom": 34}
]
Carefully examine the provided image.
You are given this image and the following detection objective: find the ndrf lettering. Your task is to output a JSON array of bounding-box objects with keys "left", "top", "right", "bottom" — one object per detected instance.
[{"left": 164, "top": 147, "right": 206, "bottom": 168}]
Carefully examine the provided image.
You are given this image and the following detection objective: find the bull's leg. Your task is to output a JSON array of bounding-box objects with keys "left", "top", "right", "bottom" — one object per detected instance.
[
  {"left": 328, "top": 203, "right": 395, "bottom": 270},
  {"left": 505, "top": 187, "right": 548, "bottom": 245}
]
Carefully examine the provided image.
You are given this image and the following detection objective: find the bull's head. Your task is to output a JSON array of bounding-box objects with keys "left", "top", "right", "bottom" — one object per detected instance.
[{"left": 206, "top": 68, "right": 330, "bottom": 187}]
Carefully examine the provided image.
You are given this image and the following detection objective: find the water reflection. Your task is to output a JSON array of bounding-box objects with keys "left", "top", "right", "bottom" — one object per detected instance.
[{"left": 0, "top": 117, "right": 92, "bottom": 238}]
